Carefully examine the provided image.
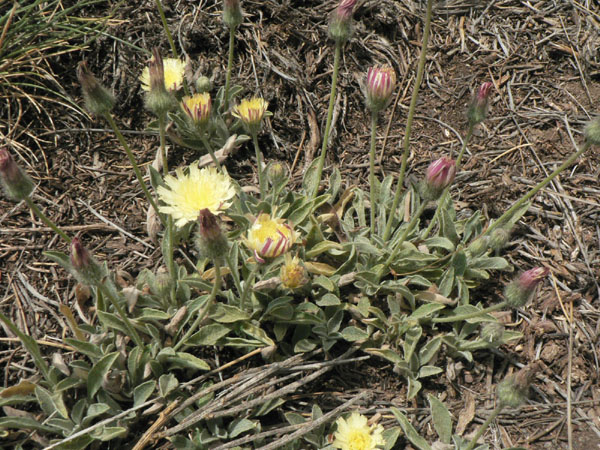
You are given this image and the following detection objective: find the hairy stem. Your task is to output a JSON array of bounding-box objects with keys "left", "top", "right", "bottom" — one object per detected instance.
[
  {"left": 311, "top": 41, "right": 342, "bottom": 200},
  {"left": 224, "top": 26, "right": 236, "bottom": 112},
  {"left": 252, "top": 132, "right": 266, "bottom": 199},
  {"left": 201, "top": 135, "right": 221, "bottom": 170},
  {"left": 369, "top": 112, "right": 378, "bottom": 237},
  {"left": 240, "top": 264, "right": 260, "bottom": 311},
  {"left": 104, "top": 113, "right": 165, "bottom": 226},
  {"left": 465, "top": 403, "right": 503, "bottom": 450},
  {"left": 382, "top": 0, "right": 434, "bottom": 241},
  {"left": 154, "top": 0, "right": 178, "bottom": 59},
  {"left": 24, "top": 197, "right": 71, "bottom": 244},
  {"left": 432, "top": 302, "right": 506, "bottom": 323}
]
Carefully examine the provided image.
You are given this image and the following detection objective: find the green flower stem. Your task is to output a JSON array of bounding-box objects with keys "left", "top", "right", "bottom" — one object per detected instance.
[
  {"left": 368, "top": 112, "right": 378, "bottom": 237},
  {"left": 0, "top": 311, "right": 51, "bottom": 382},
  {"left": 432, "top": 302, "right": 506, "bottom": 323},
  {"left": 382, "top": 200, "right": 428, "bottom": 272},
  {"left": 482, "top": 141, "right": 591, "bottom": 238},
  {"left": 154, "top": 0, "right": 178, "bottom": 60},
  {"left": 201, "top": 135, "right": 221, "bottom": 170},
  {"left": 24, "top": 197, "right": 71, "bottom": 244},
  {"left": 465, "top": 403, "right": 503, "bottom": 450},
  {"left": 223, "top": 26, "right": 236, "bottom": 112},
  {"left": 252, "top": 132, "right": 266, "bottom": 199},
  {"left": 174, "top": 262, "right": 221, "bottom": 351},
  {"left": 225, "top": 253, "right": 242, "bottom": 296},
  {"left": 421, "top": 123, "right": 474, "bottom": 240},
  {"left": 382, "top": 0, "right": 434, "bottom": 242},
  {"left": 104, "top": 113, "right": 165, "bottom": 227},
  {"left": 311, "top": 41, "right": 342, "bottom": 200},
  {"left": 97, "top": 283, "right": 144, "bottom": 348},
  {"left": 158, "top": 114, "right": 169, "bottom": 176},
  {"left": 239, "top": 264, "right": 260, "bottom": 311}
]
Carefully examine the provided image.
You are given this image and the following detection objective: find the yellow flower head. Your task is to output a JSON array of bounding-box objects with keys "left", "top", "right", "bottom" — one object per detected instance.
[
  {"left": 246, "top": 213, "right": 297, "bottom": 263},
  {"left": 157, "top": 165, "right": 235, "bottom": 227},
  {"left": 182, "top": 93, "right": 211, "bottom": 126},
  {"left": 140, "top": 58, "right": 186, "bottom": 92},
  {"left": 280, "top": 253, "right": 308, "bottom": 289},
  {"left": 232, "top": 97, "right": 268, "bottom": 130},
  {"left": 333, "top": 412, "right": 385, "bottom": 450}
]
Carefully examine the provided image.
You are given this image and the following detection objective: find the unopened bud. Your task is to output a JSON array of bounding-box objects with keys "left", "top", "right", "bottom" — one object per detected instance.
[
  {"left": 467, "top": 236, "right": 488, "bottom": 257},
  {"left": 584, "top": 117, "right": 600, "bottom": 146},
  {"left": 489, "top": 226, "right": 512, "bottom": 252},
  {"left": 467, "top": 81, "right": 493, "bottom": 126},
  {"left": 195, "top": 208, "right": 229, "bottom": 260},
  {"left": 223, "top": 0, "right": 243, "bottom": 29},
  {"left": 480, "top": 322, "right": 505, "bottom": 346},
  {"left": 328, "top": 0, "right": 357, "bottom": 44},
  {"left": 195, "top": 75, "right": 211, "bottom": 93},
  {"left": 504, "top": 267, "right": 549, "bottom": 308},
  {"left": 144, "top": 48, "right": 176, "bottom": 115},
  {"left": 77, "top": 61, "right": 115, "bottom": 116},
  {"left": 181, "top": 93, "right": 211, "bottom": 129},
  {"left": 497, "top": 363, "right": 540, "bottom": 408},
  {"left": 267, "top": 162, "right": 287, "bottom": 186},
  {"left": 280, "top": 254, "right": 308, "bottom": 290},
  {"left": 422, "top": 157, "right": 456, "bottom": 201},
  {"left": 69, "top": 236, "right": 102, "bottom": 284},
  {"left": 366, "top": 65, "right": 396, "bottom": 113},
  {"left": 0, "top": 148, "right": 34, "bottom": 201}
]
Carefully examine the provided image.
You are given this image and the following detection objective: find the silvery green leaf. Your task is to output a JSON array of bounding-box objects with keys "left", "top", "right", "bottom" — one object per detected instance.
[
  {"left": 341, "top": 326, "right": 370, "bottom": 342},
  {"left": 410, "top": 303, "right": 446, "bottom": 320},
  {"left": 391, "top": 408, "right": 432, "bottom": 450},
  {"left": 211, "top": 304, "right": 250, "bottom": 323},
  {"left": 92, "top": 426, "right": 127, "bottom": 441},
  {"left": 133, "top": 380, "right": 156, "bottom": 407},
  {"left": 425, "top": 237, "right": 455, "bottom": 252},
  {"left": 87, "top": 352, "right": 120, "bottom": 398},
  {"left": 302, "top": 158, "right": 321, "bottom": 196},
  {"left": 158, "top": 373, "right": 178, "bottom": 397},
  {"left": 469, "top": 256, "right": 511, "bottom": 271},
  {"left": 419, "top": 336, "right": 443, "bottom": 365},
  {"left": 407, "top": 376, "right": 422, "bottom": 399},
  {"left": 418, "top": 365, "right": 443, "bottom": 378},
  {"left": 382, "top": 426, "right": 402, "bottom": 450},
  {"left": 241, "top": 322, "right": 275, "bottom": 346},
  {"left": 403, "top": 325, "right": 422, "bottom": 362},
  {"left": 228, "top": 418, "right": 258, "bottom": 438},
  {"left": 428, "top": 394, "right": 453, "bottom": 444},
  {"left": 186, "top": 323, "right": 231, "bottom": 346}
]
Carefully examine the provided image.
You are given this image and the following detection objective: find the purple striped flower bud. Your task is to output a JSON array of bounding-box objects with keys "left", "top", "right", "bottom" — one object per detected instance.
[
  {"left": 366, "top": 65, "right": 396, "bottom": 113},
  {"left": 245, "top": 213, "right": 298, "bottom": 263},
  {"left": 0, "top": 147, "right": 34, "bottom": 201},
  {"left": 223, "top": 0, "right": 243, "bottom": 29},
  {"left": 69, "top": 236, "right": 102, "bottom": 284},
  {"left": 422, "top": 157, "right": 456, "bottom": 200},
  {"left": 196, "top": 208, "right": 228, "bottom": 260},
  {"left": 77, "top": 61, "right": 115, "bottom": 116},
  {"left": 467, "top": 81, "right": 493, "bottom": 126},
  {"left": 328, "top": 0, "right": 357, "bottom": 44}
]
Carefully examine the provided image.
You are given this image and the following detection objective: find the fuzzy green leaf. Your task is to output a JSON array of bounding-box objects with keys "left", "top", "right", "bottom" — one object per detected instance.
[
  {"left": 428, "top": 394, "right": 452, "bottom": 443},
  {"left": 391, "top": 408, "right": 432, "bottom": 450},
  {"left": 134, "top": 380, "right": 156, "bottom": 407},
  {"left": 87, "top": 352, "right": 120, "bottom": 399},
  {"left": 186, "top": 323, "right": 231, "bottom": 346}
]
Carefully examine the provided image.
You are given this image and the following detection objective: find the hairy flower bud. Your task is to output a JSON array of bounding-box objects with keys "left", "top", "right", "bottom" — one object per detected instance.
[
  {"left": 504, "top": 267, "right": 549, "bottom": 308},
  {"left": 223, "top": 0, "right": 243, "bottom": 29},
  {"left": 245, "top": 213, "right": 298, "bottom": 263},
  {"left": 366, "top": 65, "right": 396, "bottom": 113},
  {"left": 467, "top": 236, "right": 489, "bottom": 257},
  {"left": 0, "top": 148, "right": 34, "bottom": 201},
  {"left": 422, "top": 157, "right": 456, "bottom": 201},
  {"left": 480, "top": 322, "right": 505, "bottom": 346},
  {"left": 195, "top": 75, "right": 212, "bottom": 93},
  {"left": 489, "top": 225, "right": 512, "bottom": 252},
  {"left": 267, "top": 162, "right": 287, "bottom": 186},
  {"left": 77, "top": 61, "right": 115, "bottom": 116},
  {"left": 69, "top": 236, "right": 102, "bottom": 284},
  {"left": 584, "top": 117, "right": 600, "bottom": 146},
  {"left": 328, "top": 0, "right": 357, "bottom": 44},
  {"left": 232, "top": 97, "right": 268, "bottom": 134},
  {"left": 143, "top": 48, "right": 177, "bottom": 115},
  {"left": 497, "top": 363, "right": 540, "bottom": 408},
  {"left": 182, "top": 93, "right": 211, "bottom": 129},
  {"left": 280, "top": 254, "right": 308, "bottom": 290},
  {"left": 467, "top": 81, "right": 493, "bottom": 126},
  {"left": 195, "top": 208, "right": 229, "bottom": 260}
]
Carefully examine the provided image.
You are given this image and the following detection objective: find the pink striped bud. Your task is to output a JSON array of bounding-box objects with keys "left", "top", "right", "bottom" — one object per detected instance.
[
  {"left": 245, "top": 213, "right": 298, "bottom": 263},
  {"left": 422, "top": 157, "right": 456, "bottom": 200},
  {"left": 328, "top": 0, "right": 357, "bottom": 44},
  {"left": 504, "top": 267, "right": 549, "bottom": 308},
  {"left": 0, "top": 147, "right": 34, "bottom": 201},
  {"left": 196, "top": 208, "right": 228, "bottom": 260},
  {"left": 467, "top": 81, "right": 493, "bottom": 126},
  {"left": 366, "top": 65, "right": 396, "bottom": 113}
]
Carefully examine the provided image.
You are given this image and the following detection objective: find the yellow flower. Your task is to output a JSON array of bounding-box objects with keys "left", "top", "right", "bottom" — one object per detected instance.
[
  {"left": 280, "top": 254, "right": 308, "bottom": 289},
  {"left": 232, "top": 97, "right": 268, "bottom": 130},
  {"left": 157, "top": 165, "right": 235, "bottom": 227},
  {"left": 246, "top": 213, "right": 297, "bottom": 263},
  {"left": 140, "top": 58, "right": 186, "bottom": 92},
  {"left": 332, "top": 412, "right": 385, "bottom": 450},
  {"left": 182, "top": 93, "right": 211, "bottom": 127}
]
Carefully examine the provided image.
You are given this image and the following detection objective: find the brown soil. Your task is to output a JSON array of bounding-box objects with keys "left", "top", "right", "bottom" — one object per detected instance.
[{"left": 1, "top": 0, "right": 600, "bottom": 448}]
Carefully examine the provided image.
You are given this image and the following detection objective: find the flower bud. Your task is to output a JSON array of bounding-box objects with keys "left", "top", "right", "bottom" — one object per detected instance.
[
  {"left": 328, "top": 0, "right": 357, "bottom": 44},
  {"left": 69, "top": 236, "right": 102, "bottom": 284},
  {"left": 467, "top": 236, "right": 488, "bottom": 257},
  {"left": 280, "top": 254, "right": 308, "bottom": 290},
  {"left": 504, "top": 267, "right": 549, "bottom": 309},
  {"left": 489, "top": 225, "right": 512, "bottom": 252},
  {"left": 181, "top": 93, "right": 211, "bottom": 129},
  {"left": 195, "top": 208, "right": 229, "bottom": 260},
  {"left": 467, "top": 81, "right": 493, "bottom": 126},
  {"left": 195, "top": 75, "right": 211, "bottom": 93},
  {"left": 76, "top": 61, "right": 115, "bottom": 116},
  {"left": 223, "top": 0, "right": 243, "bottom": 29},
  {"left": 584, "top": 117, "right": 600, "bottom": 146},
  {"left": 267, "top": 162, "right": 287, "bottom": 186},
  {"left": 245, "top": 213, "right": 298, "bottom": 263},
  {"left": 497, "top": 363, "right": 540, "bottom": 408},
  {"left": 480, "top": 322, "right": 504, "bottom": 346},
  {"left": 142, "top": 49, "right": 177, "bottom": 115},
  {"left": 0, "top": 148, "right": 34, "bottom": 201},
  {"left": 365, "top": 65, "right": 396, "bottom": 113},
  {"left": 422, "top": 157, "right": 456, "bottom": 201}
]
